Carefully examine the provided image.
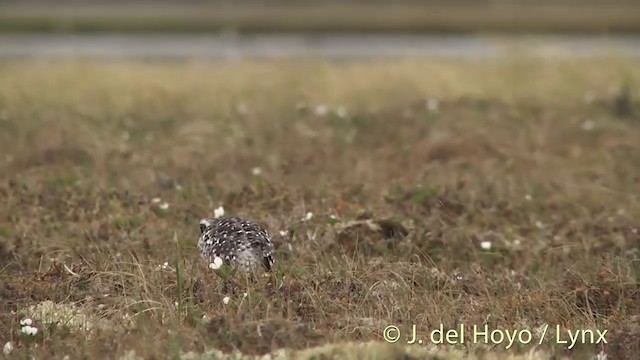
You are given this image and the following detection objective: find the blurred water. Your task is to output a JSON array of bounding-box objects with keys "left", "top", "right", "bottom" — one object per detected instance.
[{"left": 1, "top": 33, "right": 640, "bottom": 60}]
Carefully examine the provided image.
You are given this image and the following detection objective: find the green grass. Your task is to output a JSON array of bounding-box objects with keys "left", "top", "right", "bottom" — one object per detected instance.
[
  {"left": 0, "top": 58, "right": 639, "bottom": 359},
  {"left": 1, "top": 3, "right": 640, "bottom": 33}
]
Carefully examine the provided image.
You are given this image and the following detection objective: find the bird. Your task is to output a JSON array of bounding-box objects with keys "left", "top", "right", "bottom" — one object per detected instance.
[{"left": 198, "top": 216, "right": 275, "bottom": 274}]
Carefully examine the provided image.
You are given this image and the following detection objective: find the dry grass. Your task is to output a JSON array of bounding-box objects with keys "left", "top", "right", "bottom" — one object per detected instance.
[
  {"left": 1, "top": 3, "right": 640, "bottom": 33},
  {"left": 0, "top": 58, "right": 639, "bottom": 359}
]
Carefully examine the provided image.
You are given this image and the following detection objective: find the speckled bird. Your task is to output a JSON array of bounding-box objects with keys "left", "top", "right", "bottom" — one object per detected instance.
[{"left": 198, "top": 216, "right": 275, "bottom": 273}]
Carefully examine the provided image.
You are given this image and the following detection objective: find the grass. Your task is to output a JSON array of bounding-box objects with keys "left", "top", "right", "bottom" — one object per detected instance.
[
  {"left": 0, "top": 58, "right": 639, "bottom": 359},
  {"left": 1, "top": 3, "right": 640, "bottom": 33}
]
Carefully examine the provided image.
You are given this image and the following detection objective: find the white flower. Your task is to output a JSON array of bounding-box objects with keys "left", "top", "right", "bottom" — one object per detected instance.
[
  {"left": 252, "top": 167, "right": 262, "bottom": 176},
  {"left": 222, "top": 296, "right": 230, "bottom": 305},
  {"left": 20, "top": 325, "right": 38, "bottom": 336},
  {"left": 335, "top": 106, "right": 348, "bottom": 118},
  {"left": 306, "top": 229, "right": 317, "bottom": 241},
  {"left": 159, "top": 202, "right": 170, "bottom": 210},
  {"left": 158, "top": 261, "right": 169, "bottom": 270},
  {"left": 19, "top": 318, "right": 32, "bottom": 326},
  {"left": 535, "top": 220, "right": 544, "bottom": 229},
  {"left": 524, "top": 194, "right": 532, "bottom": 201},
  {"left": 151, "top": 197, "right": 162, "bottom": 204},
  {"left": 209, "top": 256, "right": 224, "bottom": 270},
  {"left": 243, "top": 292, "right": 248, "bottom": 299},
  {"left": 480, "top": 241, "right": 492, "bottom": 250},
  {"left": 214, "top": 206, "right": 225, "bottom": 219},
  {"left": 279, "top": 230, "right": 288, "bottom": 237},
  {"left": 3, "top": 342, "right": 13, "bottom": 355},
  {"left": 581, "top": 119, "right": 595, "bottom": 131},
  {"left": 200, "top": 314, "right": 211, "bottom": 325},
  {"left": 303, "top": 212, "right": 313, "bottom": 221},
  {"left": 315, "top": 105, "right": 328, "bottom": 117},
  {"left": 426, "top": 98, "right": 439, "bottom": 113}
]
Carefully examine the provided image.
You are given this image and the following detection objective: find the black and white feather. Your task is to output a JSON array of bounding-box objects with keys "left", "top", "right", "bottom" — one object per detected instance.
[{"left": 198, "top": 216, "right": 275, "bottom": 273}]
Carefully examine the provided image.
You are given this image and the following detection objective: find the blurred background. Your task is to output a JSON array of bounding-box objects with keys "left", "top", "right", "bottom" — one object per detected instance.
[
  {"left": 1, "top": 1, "right": 640, "bottom": 359},
  {"left": 2, "top": 0, "right": 640, "bottom": 59}
]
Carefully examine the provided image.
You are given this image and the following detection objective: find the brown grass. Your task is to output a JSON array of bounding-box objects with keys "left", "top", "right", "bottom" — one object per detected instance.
[{"left": 0, "top": 58, "right": 639, "bottom": 359}]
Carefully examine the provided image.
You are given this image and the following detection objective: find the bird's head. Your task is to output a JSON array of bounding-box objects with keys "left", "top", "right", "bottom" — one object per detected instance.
[{"left": 199, "top": 218, "right": 214, "bottom": 235}]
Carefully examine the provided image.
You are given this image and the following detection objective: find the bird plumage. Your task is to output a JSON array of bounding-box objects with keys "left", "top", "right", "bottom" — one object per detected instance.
[{"left": 198, "top": 216, "right": 274, "bottom": 273}]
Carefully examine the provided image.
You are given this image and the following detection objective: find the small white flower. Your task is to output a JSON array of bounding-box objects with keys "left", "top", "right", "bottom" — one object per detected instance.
[
  {"left": 243, "top": 292, "right": 248, "bottom": 299},
  {"left": 279, "top": 230, "right": 288, "bottom": 237},
  {"left": 306, "top": 229, "right": 317, "bottom": 241},
  {"left": 632, "top": 228, "right": 638, "bottom": 234},
  {"left": 200, "top": 314, "right": 211, "bottom": 325},
  {"left": 426, "top": 98, "right": 439, "bottom": 113},
  {"left": 209, "top": 256, "right": 224, "bottom": 270},
  {"left": 214, "top": 206, "right": 225, "bottom": 219},
  {"left": 535, "top": 220, "right": 544, "bottom": 229},
  {"left": 287, "top": 243, "right": 293, "bottom": 252},
  {"left": 19, "top": 318, "right": 32, "bottom": 326},
  {"left": 480, "top": 241, "right": 492, "bottom": 250},
  {"left": 303, "top": 212, "right": 313, "bottom": 221},
  {"left": 20, "top": 325, "right": 38, "bottom": 336},
  {"left": 151, "top": 197, "right": 162, "bottom": 204},
  {"left": 581, "top": 119, "right": 595, "bottom": 131},
  {"left": 513, "top": 239, "right": 521, "bottom": 246},
  {"left": 252, "top": 167, "right": 262, "bottom": 176},
  {"left": 159, "top": 202, "right": 170, "bottom": 210},
  {"left": 175, "top": 184, "right": 184, "bottom": 191},
  {"left": 158, "top": 261, "right": 169, "bottom": 270},
  {"left": 222, "top": 296, "right": 230, "bottom": 305},
  {"left": 315, "top": 105, "right": 328, "bottom": 117},
  {"left": 524, "top": 194, "right": 532, "bottom": 201},
  {"left": 335, "top": 106, "right": 348, "bottom": 118},
  {"left": 3, "top": 342, "right": 13, "bottom": 355}
]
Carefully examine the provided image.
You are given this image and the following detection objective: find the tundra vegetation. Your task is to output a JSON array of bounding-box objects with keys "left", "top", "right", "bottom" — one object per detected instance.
[{"left": 0, "top": 58, "right": 639, "bottom": 359}]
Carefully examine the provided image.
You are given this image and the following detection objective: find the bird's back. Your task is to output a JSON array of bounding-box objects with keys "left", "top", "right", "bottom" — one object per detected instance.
[{"left": 198, "top": 216, "right": 274, "bottom": 273}]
